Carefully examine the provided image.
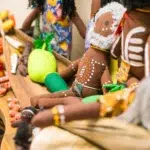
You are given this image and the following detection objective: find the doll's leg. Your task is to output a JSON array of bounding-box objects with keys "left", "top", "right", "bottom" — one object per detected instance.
[
  {"left": 59, "top": 59, "right": 80, "bottom": 81},
  {"left": 31, "top": 89, "right": 77, "bottom": 107},
  {"left": 31, "top": 102, "right": 100, "bottom": 128},
  {"left": 31, "top": 96, "right": 81, "bottom": 109}
]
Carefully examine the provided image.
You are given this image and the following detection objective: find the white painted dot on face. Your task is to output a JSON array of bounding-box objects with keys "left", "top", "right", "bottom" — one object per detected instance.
[
  {"left": 88, "top": 79, "right": 90, "bottom": 82},
  {"left": 102, "top": 63, "right": 105, "bottom": 66},
  {"left": 85, "top": 82, "right": 87, "bottom": 84},
  {"left": 105, "top": 28, "right": 108, "bottom": 31},
  {"left": 92, "top": 70, "right": 94, "bottom": 73},
  {"left": 89, "top": 76, "right": 92, "bottom": 78},
  {"left": 102, "top": 28, "right": 105, "bottom": 31}
]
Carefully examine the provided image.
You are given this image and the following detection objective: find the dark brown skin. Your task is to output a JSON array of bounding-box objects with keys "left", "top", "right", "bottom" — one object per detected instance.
[
  {"left": 18, "top": 42, "right": 32, "bottom": 76},
  {"left": 91, "top": 0, "right": 101, "bottom": 18},
  {"left": 72, "top": 11, "right": 86, "bottom": 39},
  {"left": 22, "top": 8, "right": 40, "bottom": 30},
  {"left": 31, "top": 100, "right": 100, "bottom": 128}
]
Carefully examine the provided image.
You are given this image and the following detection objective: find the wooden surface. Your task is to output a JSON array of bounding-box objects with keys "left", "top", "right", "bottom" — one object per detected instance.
[
  {"left": 0, "top": 91, "right": 16, "bottom": 150},
  {"left": 3, "top": 29, "right": 71, "bottom": 108},
  {"left": 0, "top": 29, "right": 71, "bottom": 150}
]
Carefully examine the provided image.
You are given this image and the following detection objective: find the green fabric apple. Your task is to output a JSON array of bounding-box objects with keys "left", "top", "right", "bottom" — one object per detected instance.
[{"left": 28, "top": 33, "right": 57, "bottom": 83}]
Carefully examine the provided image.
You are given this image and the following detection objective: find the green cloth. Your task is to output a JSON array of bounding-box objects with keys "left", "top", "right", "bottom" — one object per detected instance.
[
  {"left": 82, "top": 95, "right": 101, "bottom": 104},
  {"left": 44, "top": 72, "right": 69, "bottom": 93},
  {"left": 103, "top": 83, "right": 126, "bottom": 92}
]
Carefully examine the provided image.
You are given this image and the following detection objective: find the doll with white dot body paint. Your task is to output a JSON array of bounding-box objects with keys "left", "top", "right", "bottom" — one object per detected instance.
[{"left": 31, "top": 2, "right": 127, "bottom": 102}]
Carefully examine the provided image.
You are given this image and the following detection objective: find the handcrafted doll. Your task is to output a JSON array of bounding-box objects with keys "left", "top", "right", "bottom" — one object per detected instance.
[
  {"left": 111, "top": 1, "right": 150, "bottom": 87},
  {"left": 85, "top": 0, "right": 122, "bottom": 51},
  {"left": 23, "top": 0, "right": 86, "bottom": 59},
  {"left": 29, "top": 1, "right": 150, "bottom": 129},
  {"left": 31, "top": 2, "right": 126, "bottom": 101}
]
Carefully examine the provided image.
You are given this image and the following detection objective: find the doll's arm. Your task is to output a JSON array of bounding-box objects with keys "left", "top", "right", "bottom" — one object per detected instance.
[
  {"left": 59, "top": 59, "right": 80, "bottom": 80},
  {"left": 31, "top": 102, "right": 100, "bottom": 128},
  {"left": 22, "top": 8, "right": 40, "bottom": 30},
  {"left": 72, "top": 12, "right": 86, "bottom": 39},
  {"left": 91, "top": 0, "right": 101, "bottom": 18}
]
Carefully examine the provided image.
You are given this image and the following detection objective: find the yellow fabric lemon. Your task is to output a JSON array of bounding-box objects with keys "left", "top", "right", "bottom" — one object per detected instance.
[
  {"left": 46, "top": 10, "right": 57, "bottom": 24},
  {"left": 47, "top": 0, "right": 57, "bottom": 6}
]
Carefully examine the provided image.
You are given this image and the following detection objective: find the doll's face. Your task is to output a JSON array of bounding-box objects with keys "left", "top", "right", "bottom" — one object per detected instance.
[{"left": 94, "top": 12, "right": 114, "bottom": 37}]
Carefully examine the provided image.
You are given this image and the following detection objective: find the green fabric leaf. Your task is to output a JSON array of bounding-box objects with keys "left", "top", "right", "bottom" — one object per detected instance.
[
  {"left": 33, "top": 32, "right": 55, "bottom": 52},
  {"left": 103, "top": 83, "right": 126, "bottom": 93}
]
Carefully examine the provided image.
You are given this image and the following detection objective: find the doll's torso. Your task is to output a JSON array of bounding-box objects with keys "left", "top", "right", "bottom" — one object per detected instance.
[
  {"left": 121, "top": 10, "right": 150, "bottom": 79},
  {"left": 72, "top": 48, "right": 109, "bottom": 97}
]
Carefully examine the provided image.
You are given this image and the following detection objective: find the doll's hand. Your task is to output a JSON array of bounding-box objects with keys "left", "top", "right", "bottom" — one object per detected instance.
[{"left": 31, "top": 109, "right": 53, "bottom": 128}]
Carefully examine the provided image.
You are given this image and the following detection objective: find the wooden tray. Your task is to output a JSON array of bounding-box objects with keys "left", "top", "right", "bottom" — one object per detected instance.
[
  {"left": 0, "top": 29, "right": 71, "bottom": 150},
  {"left": 3, "top": 29, "right": 71, "bottom": 108}
]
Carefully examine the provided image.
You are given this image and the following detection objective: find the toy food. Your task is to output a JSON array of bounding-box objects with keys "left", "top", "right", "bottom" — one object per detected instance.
[
  {"left": 10, "top": 53, "right": 18, "bottom": 74},
  {"left": 28, "top": 47, "right": 56, "bottom": 83},
  {"left": 0, "top": 38, "right": 3, "bottom": 54},
  {"left": 5, "top": 36, "right": 24, "bottom": 53},
  {"left": 44, "top": 72, "right": 69, "bottom": 93},
  {"left": 28, "top": 33, "right": 57, "bottom": 83},
  {"left": 0, "top": 10, "right": 15, "bottom": 33}
]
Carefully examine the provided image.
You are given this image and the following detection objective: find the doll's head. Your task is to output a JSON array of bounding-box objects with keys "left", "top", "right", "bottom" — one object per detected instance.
[
  {"left": 89, "top": 2, "right": 126, "bottom": 50},
  {"left": 120, "top": 0, "right": 150, "bottom": 10},
  {"left": 21, "top": 106, "right": 38, "bottom": 123}
]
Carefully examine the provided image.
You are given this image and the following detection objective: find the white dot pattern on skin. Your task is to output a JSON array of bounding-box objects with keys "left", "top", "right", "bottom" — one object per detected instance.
[{"left": 77, "top": 57, "right": 106, "bottom": 85}]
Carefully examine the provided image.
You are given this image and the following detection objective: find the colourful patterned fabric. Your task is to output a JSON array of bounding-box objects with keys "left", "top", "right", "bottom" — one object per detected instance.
[{"left": 42, "top": 0, "right": 72, "bottom": 57}]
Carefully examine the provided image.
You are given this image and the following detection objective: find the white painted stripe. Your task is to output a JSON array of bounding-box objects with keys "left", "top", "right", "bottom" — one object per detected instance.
[
  {"left": 111, "top": 35, "right": 121, "bottom": 59},
  {"left": 145, "top": 42, "right": 150, "bottom": 77},
  {"left": 124, "top": 27, "right": 146, "bottom": 61},
  {"left": 128, "top": 46, "right": 143, "bottom": 53},
  {"left": 129, "top": 38, "right": 143, "bottom": 44},
  {"left": 129, "top": 54, "right": 143, "bottom": 61},
  {"left": 129, "top": 61, "right": 144, "bottom": 67},
  {"left": 121, "top": 31, "right": 125, "bottom": 59}
]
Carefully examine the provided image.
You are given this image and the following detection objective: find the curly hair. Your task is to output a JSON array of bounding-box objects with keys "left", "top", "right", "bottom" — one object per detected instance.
[
  {"left": 28, "top": 0, "right": 45, "bottom": 12},
  {"left": 62, "top": 0, "right": 76, "bottom": 19},
  {"left": 28, "top": 0, "right": 76, "bottom": 18},
  {"left": 121, "top": 0, "right": 150, "bottom": 10}
]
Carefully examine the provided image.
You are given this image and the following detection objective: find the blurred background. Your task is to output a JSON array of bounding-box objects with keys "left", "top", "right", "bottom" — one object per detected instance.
[{"left": 0, "top": 0, "right": 92, "bottom": 60}]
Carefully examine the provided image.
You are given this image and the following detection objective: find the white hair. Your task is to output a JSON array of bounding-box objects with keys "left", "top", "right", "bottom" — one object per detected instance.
[{"left": 89, "top": 2, "right": 127, "bottom": 50}]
